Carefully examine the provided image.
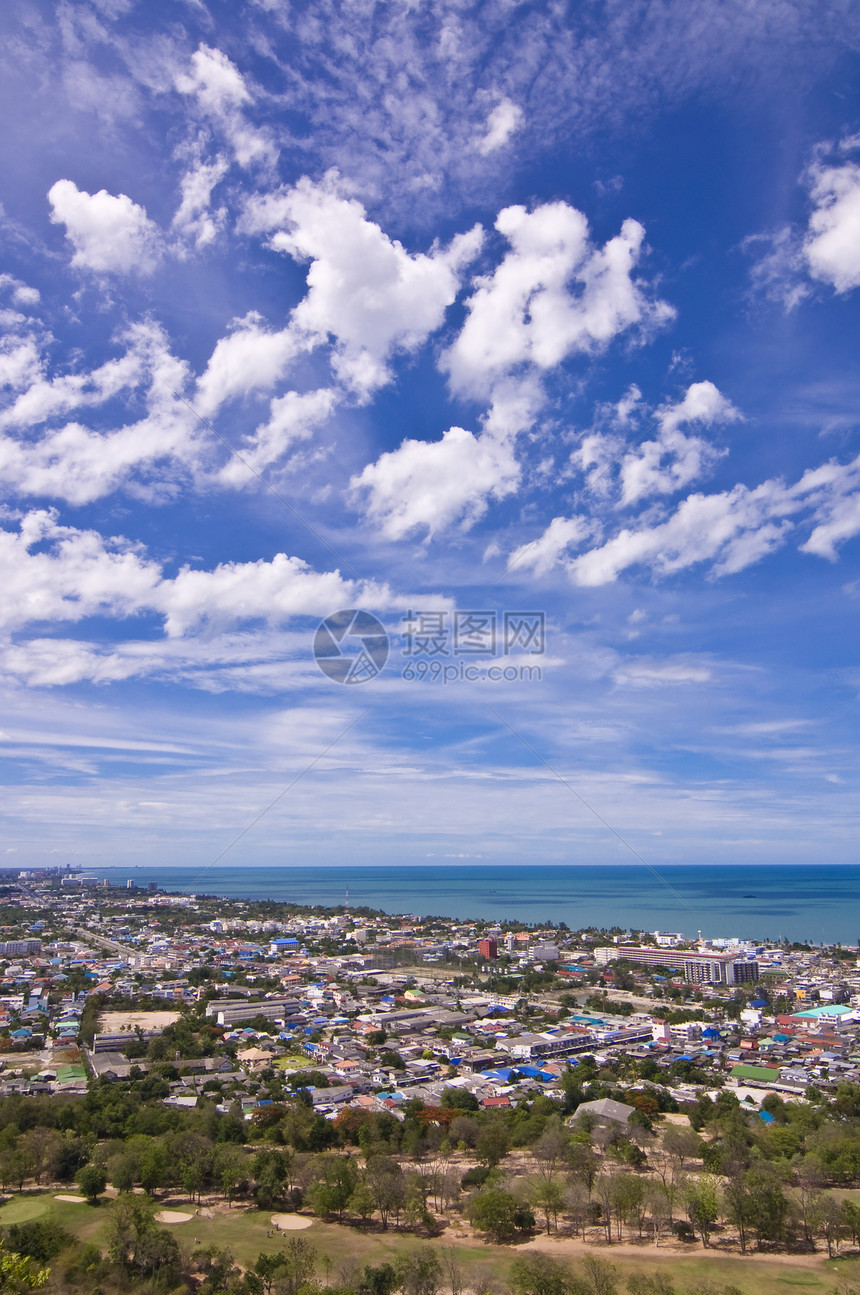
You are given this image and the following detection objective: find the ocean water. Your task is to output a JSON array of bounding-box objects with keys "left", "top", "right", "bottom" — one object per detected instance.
[{"left": 86, "top": 863, "right": 860, "bottom": 945}]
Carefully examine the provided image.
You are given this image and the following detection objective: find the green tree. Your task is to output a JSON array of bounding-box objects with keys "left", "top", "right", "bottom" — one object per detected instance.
[
  {"left": 0, "top": 1241, "right": 48, "bottom": 1292},
  {"left": 685, "top": 1175, "right": 719, "bottom": 1247},
  {"left": 394, "top": 1247, "right": 441, "bottom": 1295},
  {"left": 366, "top": 1156, "right": 405, "bottom": 1230},
  {"left": 475, "top": 1122, "right": 509, "bottom": 1168},
  {"left": 138, "top": 1140, "right": 170, "bottom": 1196},
  {"left": 254, "top": 1237, "right": 316, "bottom": 1295},
  {"left": 107, "top": 1152, "right": 136, "bottom": 1194},
  {"left": 510, "top": 1253, "right": 571, "bottom": 1295},
  {"left": 626, "top": 1275, "right": 675, "bottom": 1295},
  {"left": 3, "top": 1222, "right": 72, "bottom": 1264},
  {"left": 467, "top": 1188, "right": 520, "bottom": 1243},
  {"left": 744, "top": 1167, "right": 788, "bottom": 1250},
  {"left": 194, "top": 1246, "right": 240, "bottom": 1295},
  {"left": 529, "top": 1176, "right": 566, "bottom": 1234},
  {"left": 578, "top": 1254, "right": 619, "bottom": 1295},
  {"left": 76, "top": 1164, "right": 107, "bottom": 1204},
  {"left": 360, "top": 1264, "right": 398, "bottom": 1295},
  {"left": 349, "top": 1181, "right": 376, "bottom": 1223}
]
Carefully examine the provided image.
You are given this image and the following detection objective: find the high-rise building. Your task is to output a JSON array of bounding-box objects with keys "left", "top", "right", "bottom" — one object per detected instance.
[{"left": 478, "top": 937, "right": 498, "bottom": 959}]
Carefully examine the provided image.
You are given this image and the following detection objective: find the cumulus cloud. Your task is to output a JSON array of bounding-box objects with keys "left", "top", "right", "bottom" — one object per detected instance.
[
  {"left": 48, "top": 179, "right": 161, "bottom": 275},
  {"left": 568, "top": 484, "right": 795, "bottom": 586},
  {"left": 476, "top": 99, "right": 523, "bottom": 155},
  {"left": 0, "top": 509, "right": 162, "bottom": 632},
  {"left": 172, "top": 154, "right": 229, "bottom": 249},
  {"left": 0, "top": 322, "right": 202, "bottom": 504},
  {"left": 195, "top": 312, "right": 309, "bottom": 418},
  {"left": 0, "top": 275, "right": 40, "bottom": 308},
  {"left": 219, "top": 387, "right": 336, "bottom": 483},
  {"left": 0, "top": 336, "right": 43, "bottom": 392},
  {"left": 508, "top": 515, "right": 593, "bottom": 577},
  {"left": 350, "top": 374, "right": 541, "bottom": 540},
  {"left": 619, "top": 380, "right": 740, "bottom": 505},
  {"left": 0, "top": 508, "right": 406, "bottom": 643},
  {"left": 804, "top": 158, "right": 860, "bottom": 293},
  {"left": 444, "top": 201, "right": 674, "bottom": 397},
  {"left": 244, "top": 173, "right": 482, "bottom": 400},
  {"left": 350, "top": 424, "right": 520, "bottom": 540},
  {"left": 509, "top": 446, "right": 860, "bottom": 586},
  {"left": 176, "top": 45, "right": 276, "bottom": 168},
  {"left": 748, "top": 137, "right": 860, "bottom": 306},
  {"left": 798, "top": 454, "right": 860, "bottom": 560}
]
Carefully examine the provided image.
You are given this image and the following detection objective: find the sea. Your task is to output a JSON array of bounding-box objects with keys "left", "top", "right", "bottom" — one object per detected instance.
[{"left": 85, "top": 862, "right": 860, "bottom": 946}]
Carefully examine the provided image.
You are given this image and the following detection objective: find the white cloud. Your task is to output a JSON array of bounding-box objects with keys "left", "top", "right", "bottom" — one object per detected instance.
[
  {"left": 0, "top": 336, "right": 43, "bottom": 392},
  {"left": 619, "top": 380, "right": 740, "bottom": 505},
  {"left": 219, "top": 387, "right": 336, "bottom": 483},
  {"left": 244, "top": 173, "right": 482, "bottom": 400},
  {"left": 195, "top": 312, "right": 308, "bottom": 418},
  {"left": 0, "top": 508, "right": 407, "bottom": 646},
  {"left": 0, "top": 509, "right": 162, "bottom": 632},
  {"left": 0, "top": 275, "right": 40, "bottom": 307},
  {"left": 476, "top": 99, "right": 523, "bottom": 156},
  {"left": 172, "top": 154, "right": 229, "bottom": 249},
  {"left": 508, "top": 515, "right": 593, "bottom": 577},
  {"left": 177, "top": 45, "right": 250, "bottom": 116},
  {"left": 175, "top": 45, "right": 276, "bottom": 168},
  {"left": 350, "top": 424, "right": 520, "bottom": 540},
  {"left": 0, "top": 322, "right": 201, "bottom": 504},
  {"left": 47, "top": 179, "right": 161, "bottom": 275},
  {"left": 804, "top": 159, "right": 860, "bottom": 293},
  {"left": 444, "top": 201, "right": 674, "bottom": 397},
  {"left": 350, "top": 374, "right": 541, "bottom": 541},
  {"left": 613, "top": 660, "right": 713, "bottom": 686},
  {"left": 798, "top": 454, "right": 860, "bottom": 560},
  {"left": 568, "top": 484, "right": 795, "bottom": 586},
  {"left": 745, "top": 225, "right": 809, "bottom": 311},
  {"left": 748, "top": 139, "right": 860, "bottom": 306}
]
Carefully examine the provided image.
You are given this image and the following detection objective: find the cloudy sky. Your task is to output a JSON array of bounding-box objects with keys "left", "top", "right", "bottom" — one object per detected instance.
[{"left": 1, "top": 0, "right": 860, "bottom": 876}]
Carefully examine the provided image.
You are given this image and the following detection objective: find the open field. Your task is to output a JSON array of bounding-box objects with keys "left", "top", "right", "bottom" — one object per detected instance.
[
  {"left": 1, "top": 1193, "right": 859, "bottom": 1294},
  {"left": 98, "top": 1010, "right": 182, "bottom": 1031}
]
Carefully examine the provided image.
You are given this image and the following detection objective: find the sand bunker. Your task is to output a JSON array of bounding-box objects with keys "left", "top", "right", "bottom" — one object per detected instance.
[
  {"left": 156, "top": 1210, "right": 193, "bottom": 1224},
  {"left": 271, "top": 1214, "right": 313, "bottom": 1230},
  {"left": 54, "top": 1194, "right": 87, "bottom": 1203}
]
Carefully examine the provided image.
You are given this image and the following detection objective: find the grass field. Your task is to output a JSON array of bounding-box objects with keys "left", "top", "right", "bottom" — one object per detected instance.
[{"left": 1, "top": 1192, "right": 859, "bottom": 1294}]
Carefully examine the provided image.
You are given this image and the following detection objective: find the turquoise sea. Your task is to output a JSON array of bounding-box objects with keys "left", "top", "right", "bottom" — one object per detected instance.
[{"left": 87, "top": 863, "right": 860, "bottom": 945}]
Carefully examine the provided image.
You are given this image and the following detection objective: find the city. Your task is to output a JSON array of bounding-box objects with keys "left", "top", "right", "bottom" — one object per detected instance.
[{"left": 0, "top": 872, "right": 858, "bottom": 1292}]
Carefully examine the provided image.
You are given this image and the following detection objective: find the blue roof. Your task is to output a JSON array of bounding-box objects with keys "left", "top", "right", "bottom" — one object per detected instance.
[
  {"left": 514, "top": 1065, "right": 556, "bottom": 1081},
  {"left": 759, "top": 1110, "right": 775, "bottom": 1123}
]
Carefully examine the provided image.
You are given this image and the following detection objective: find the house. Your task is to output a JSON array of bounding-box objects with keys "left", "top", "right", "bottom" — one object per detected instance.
[{"left": 573, "top": 1097, "right": 635, "bottom": 1127}]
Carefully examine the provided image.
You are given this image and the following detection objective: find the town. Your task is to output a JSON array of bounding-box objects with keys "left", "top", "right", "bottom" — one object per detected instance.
[{"left": 1, "top": 871, "right": 860, "bottom": 1294}]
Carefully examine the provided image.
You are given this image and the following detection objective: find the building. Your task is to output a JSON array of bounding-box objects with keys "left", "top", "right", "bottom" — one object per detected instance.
[
  {"left": 0, "top": 939, "right": 41, "bottom": 956},
  {"left": 573, "top": 1097, "right": 635, "bottom": 1127},
  {"left": 595, "top": 945, "right": 758, "bottom": 985},
  {"left": 209, "top": 998, "right": 302, "bottom": 1027},
  {"left": 477, "top": 937, "right": 498, "bottom": 960},
  {"left": 532, "top": 942, "right": 559, "bottom": 961}
]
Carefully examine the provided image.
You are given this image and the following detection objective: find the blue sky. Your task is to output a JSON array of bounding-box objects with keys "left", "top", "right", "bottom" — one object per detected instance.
[{"left": 1, "top": 0, "right": 860, "bottom": 875}]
